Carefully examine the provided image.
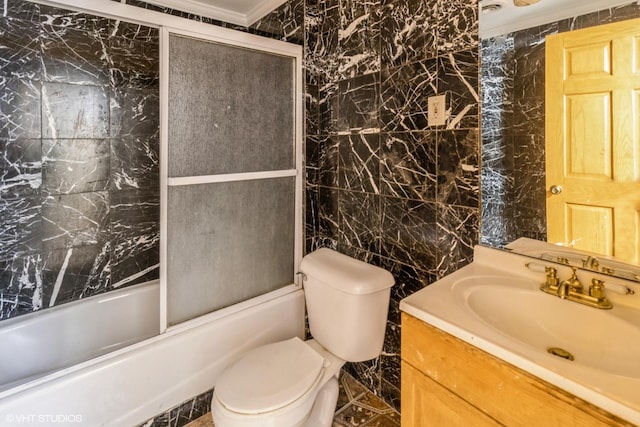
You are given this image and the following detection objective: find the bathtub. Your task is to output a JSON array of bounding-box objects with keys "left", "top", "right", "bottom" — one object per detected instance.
[
  {"left": 0, "top": 281, "right": 161, "bottom": 393},
  {"left": 0, "top": 281, "right": 305, "bottom": 426}
]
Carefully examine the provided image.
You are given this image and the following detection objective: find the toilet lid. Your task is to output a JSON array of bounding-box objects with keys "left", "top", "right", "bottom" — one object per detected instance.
[{"left": 216, "top": 337, "right": 325, "bottom": 414}]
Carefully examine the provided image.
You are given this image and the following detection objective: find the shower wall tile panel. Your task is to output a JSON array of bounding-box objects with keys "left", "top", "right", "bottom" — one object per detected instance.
[
  {"left": 480, "top": 2, "right": 640, "bottom": 248},
  {"left": 168, "top": 34, "right": 294, "bottom": 177},
  {"left": 0, "top": 0, "right": 160, "bottom": 320}
]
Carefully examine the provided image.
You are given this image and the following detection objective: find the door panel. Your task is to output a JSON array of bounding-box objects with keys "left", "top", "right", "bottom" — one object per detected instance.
[{"left": 546, "top": 18, "right": 640, "bottom": 264}]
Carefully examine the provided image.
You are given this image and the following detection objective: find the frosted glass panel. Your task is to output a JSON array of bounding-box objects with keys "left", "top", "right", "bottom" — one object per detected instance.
[
  {"left": 167, "top": 178, "right": 295, "bottom": 325},
  {"left": 168, "top": 34, "right": 294, "bottom": 177}
]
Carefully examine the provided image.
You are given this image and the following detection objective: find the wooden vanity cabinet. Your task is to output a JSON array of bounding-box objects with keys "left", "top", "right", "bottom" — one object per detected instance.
[{"left": 400, "top": 313, "right": 634, "bottom": 427}]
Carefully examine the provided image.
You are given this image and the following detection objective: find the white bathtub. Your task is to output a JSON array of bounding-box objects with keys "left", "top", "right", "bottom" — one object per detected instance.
[
  {"left": 0, "top": 281, "right": 161, "bottom": 393},
  {"left": 0, "top": 281, "right": 305, "bottom": 426}
]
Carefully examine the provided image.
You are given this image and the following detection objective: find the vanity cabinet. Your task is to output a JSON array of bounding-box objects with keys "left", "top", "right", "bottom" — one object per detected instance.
[{"left": 401, "top": 313, "right": 634, "bottom": 427}]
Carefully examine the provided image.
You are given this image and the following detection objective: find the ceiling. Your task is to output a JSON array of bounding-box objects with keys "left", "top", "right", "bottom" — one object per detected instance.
[
  {"left": 143, "top": 0, "right": 288, "bottom": 26},
  {"left": 479, "top": 0, "right": 635, "bottom": 38}
]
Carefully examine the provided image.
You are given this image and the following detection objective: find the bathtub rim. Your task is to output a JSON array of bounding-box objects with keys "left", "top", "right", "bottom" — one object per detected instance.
[
  {"left": 0, "top": 280, "right": 158, "bottom": 330},
  {"left": 0, "top": 282, "right": 301, "bottom": 401}
]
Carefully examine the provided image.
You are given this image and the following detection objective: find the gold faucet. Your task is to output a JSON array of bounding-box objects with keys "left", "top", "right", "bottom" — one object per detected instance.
[
  {"left": 557, "top": 267, "right": 583, "bottom": 298},
  {"left": 539, "top": 266, "right": 613, "bottom": 309},
  {"left": 582, "top": 256, "right": 600, "bottom": 271}
]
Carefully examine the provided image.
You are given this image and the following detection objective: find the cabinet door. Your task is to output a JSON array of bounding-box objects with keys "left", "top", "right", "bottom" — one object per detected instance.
[{"left": 401, "top": 361, "right": 500, "bottom": 427}]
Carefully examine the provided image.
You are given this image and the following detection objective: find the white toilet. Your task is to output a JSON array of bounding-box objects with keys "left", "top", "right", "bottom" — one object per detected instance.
[{"left": 211, "top": 248, "right": 394, "bottom": 427}]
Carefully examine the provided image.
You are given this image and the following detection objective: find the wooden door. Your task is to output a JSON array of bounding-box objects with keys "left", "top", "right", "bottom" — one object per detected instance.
[{"left": 546, "top": 19, "right": 640, "bottom": 264}]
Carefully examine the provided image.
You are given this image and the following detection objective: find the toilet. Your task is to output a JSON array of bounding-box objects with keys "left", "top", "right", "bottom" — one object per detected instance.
[{"left": 211, "top": 248, "right": 394, "bottom": 427}]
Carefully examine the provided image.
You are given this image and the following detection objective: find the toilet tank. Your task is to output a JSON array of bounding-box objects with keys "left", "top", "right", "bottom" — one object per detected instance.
[{"left": 299, "top": 248, "right": 394, "bottom": 362}]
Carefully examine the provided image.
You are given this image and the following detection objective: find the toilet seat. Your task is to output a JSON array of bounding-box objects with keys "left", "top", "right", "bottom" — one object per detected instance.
[{"left": 215, "top": 337, "right": 325, "bottom": 415}]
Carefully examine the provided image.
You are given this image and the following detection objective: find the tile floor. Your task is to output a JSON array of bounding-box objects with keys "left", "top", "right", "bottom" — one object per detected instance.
[{"left": 186, "top": 372, "right": 401, "bottom": 427}]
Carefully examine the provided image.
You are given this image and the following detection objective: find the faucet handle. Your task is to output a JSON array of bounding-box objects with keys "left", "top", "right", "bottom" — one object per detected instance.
[
  {"left": 589, "top": 278, "right": 606, "bottom": 299},
  {"left": 544, "top": 266, "right": 559, "bottom": 287}
]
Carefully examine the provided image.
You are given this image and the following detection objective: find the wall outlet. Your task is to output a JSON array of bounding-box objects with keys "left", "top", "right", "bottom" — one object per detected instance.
[{"left": 428, "top": 95, "right": 446, "bottom": 126}]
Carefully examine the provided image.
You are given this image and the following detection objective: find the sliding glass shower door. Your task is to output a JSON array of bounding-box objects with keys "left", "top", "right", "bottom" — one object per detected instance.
[{"left": 161, "top": 30, "right": 302, "bottom": 328}]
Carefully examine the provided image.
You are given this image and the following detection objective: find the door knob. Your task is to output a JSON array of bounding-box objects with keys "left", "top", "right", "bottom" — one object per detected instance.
[{"left": 550, "top": 185, "right": 563, "bottom": 195}]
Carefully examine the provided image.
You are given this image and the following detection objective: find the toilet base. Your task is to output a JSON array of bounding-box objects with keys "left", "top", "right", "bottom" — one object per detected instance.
[{"left": 304, "top": 376, "right": 339, "bottom": 427}]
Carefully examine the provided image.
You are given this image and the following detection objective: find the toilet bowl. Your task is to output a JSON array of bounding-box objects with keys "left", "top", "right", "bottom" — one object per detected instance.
[
  {"left": 211, "top": 248, "right": 394, "bottom": 427},
  {"left": 211, "top": 338, "right": 344, "bottom": 427}
]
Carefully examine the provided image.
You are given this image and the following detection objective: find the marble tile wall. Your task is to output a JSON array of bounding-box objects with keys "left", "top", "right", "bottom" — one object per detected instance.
[
  {"left": 480, "top": 1, "right": 640, "bottom": 249},
  {"left": 305, "top": 0, "right": 480, "bottom": 410},
  {"left": 0, "top": 0, "right": 159, "bottom": 320}
]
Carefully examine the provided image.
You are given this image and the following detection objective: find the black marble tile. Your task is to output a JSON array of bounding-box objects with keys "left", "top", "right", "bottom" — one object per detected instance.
[
  {"left": 380, "top": 58, "right": 437, "bottom": 132},
  {"left": 110, "top": 188, "right": 159, "bottom": 287},
  {"left": 42, "top": 139, "right": 110, "bottom": 195},
  {"left": 337, "top": 189, "right": 380, "bottom": 253},
  {"left": 306, "top": 135, "right": 338, "bottom": 187},
  {"left": 308, "top": 0, "right": 340, "bottom": 35},
  {"left": 513, "top": 40, "right": 545, "bottom": 100},
  {"left": 380, "top": 377, "right": 401, "bottom": 413},
  {"left": 380, "top": 196, "right": 437, "bottom": 273},
  {"left": 0, "top": 254, "right": 44, "bottom": 319},
  {"left": 109, "top": 20, "right": 159, "bottom": 42},
  {"left": 480, "top": 200, "right": 516, "bottom": 249},
  {"left": 42, "top": 82, "right": 109, "bottom": 139},
  {"left": 137, "top": 389, "right": 214, "bottom": 427},
  {"left": 339, "top": 133, "right": 380, "bottom": 194},
  {"left": 438, "top": 49, "right": 479, "bottom": 130},
  {"left": 305, "top": 84, "right": 320, "bottom": 135},
  {"left": 437, "top": 129, "right": 479, "bottom": 208},
  {"left": 379, "top": 256, "right": 435, "bottom": 324},
  {"left": 317, "top": 185, "right": 340, "bottom": 238},
  {"left": 344, "top": 358, "right": 380, "bottom": 396},
  {"left": 1, "top": 0, "right": 40, "bottom": 22},
  {"left": 337, "top": 73, "right": 379, "bottom": 134},
  {"left": 606, "top": 2, "right": 640, "bottom": 24},
  {"left": 436, "top": 0, "right": 478, "bottom": 55},
  {"left": 381, "top": 131, "right": 436, "bottom": 202},
  {"left": 0, "top": 16, "right": 42, "bottom": 80},
  {"left": 110, "top": 87, "right": 159, "bottom": 138},
  {"left": 41, "top": 25, "right": 111, "bottom": 86},
  {"left": 0, "top": 138, "right": 42, "bottom": 198},
  {"left": 0, "top": 78, "right": 41, "bottom": 139},
  {"left": 559, "top": 10, "right": 601, "bottom": 32},
  {"left": 512, "top": 96, "right": 544, "bottom": 137},
  {"left": 380, "top": 0, "right": 437, "bottom": 69},
  {"left": 305, "top": 28, "right": 339, "bottom": 84},
  {"left": 0, "top": 196, "right": 42, "bottom": 260},
  {"left": 41, "top": 191, "right": 109, "bottom": 251},
  {"left": 306, "top": 185, "right": 320, "bottom": 237},
  {"left": 250, "top": 0, "right": 304, "bottom": 45},
  {"left": 319, "top": 81, "right": 339, "bottom": 134},
  {"left": 109, "top": 33, "right": 159, "bottom": 88},
  {"left": 41, "top": 242, "right": 110, "bottom": 306},
  {"left": 110, "top": 135, "right": 159, "bottom": 191},
  {"left": 380, "top": 321, "right": 400, "bottom": 391},
  {"left": 307, "top": 234, "right": 339, "bottom": 253},
  {"left": 337, "top": 0, "right": 380, "bottom": 79},
  {"left": 39, "top": 4, "right": 112, "bottom": 33},
  {"left": 436, "top": 204, "right": 479, "bottom": 278}
]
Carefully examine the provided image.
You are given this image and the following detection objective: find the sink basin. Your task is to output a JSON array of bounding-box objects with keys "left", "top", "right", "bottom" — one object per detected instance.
[
  {"left": 400, "top": 245, "right": 640, "bottom": 424},
  {"left": 453, "top": 276, "right": 640, "bottom": 378}
]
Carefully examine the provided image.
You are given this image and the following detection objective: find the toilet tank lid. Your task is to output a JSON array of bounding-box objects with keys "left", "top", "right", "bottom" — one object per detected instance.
[{"left": 300, "top": 248, "right": 394, "bottom": 294}]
